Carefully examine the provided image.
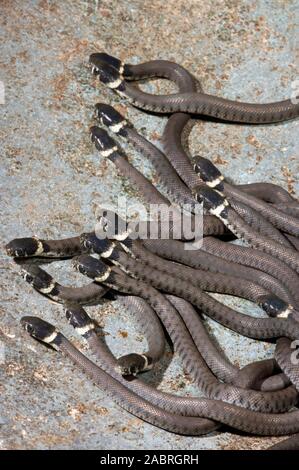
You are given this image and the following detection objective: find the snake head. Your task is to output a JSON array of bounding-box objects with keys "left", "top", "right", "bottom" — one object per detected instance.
[
  {"left": 193, "top": 156, "right": 224, "bottom": 191},
  {"left": 73, "top": 255, "right": 111, "bottom": 283},
  {"left": 20, "top": 265, "right": 57, "bottom": 294},
  {"left": 116, "top": 353, "right": 153, "bottom": 376},
  {"left": 259, "top": 296, "right": 293, "bottom": 318},
  {"left": 194, "top": 186, "right": 229, "bottom": 220},
  {"left": 5, "top": 237, "right": 43, "bottom": 257},
  {"left": 95, "top": 208, "right": 130, "bottom": 241},
  {"left": 94, "top": 103, "right": 128, "bottom": 136},
  {"left": 80, "top": 232, "right": 115, "bottom": 258},
  {"left": 90, "top": 126, "right": 118, "bottom": 158},
  {"left": 64, "top": 303, "right": 95, "bottom": 336},
  {"left": 91, "top": 60, "right": 126, "bottom": 93},
  {"left": 21, "top": 316, "right": 61, "bottom": 347},
  {"left": 89, "top": 52, "right": 124, "bottom": 75}
]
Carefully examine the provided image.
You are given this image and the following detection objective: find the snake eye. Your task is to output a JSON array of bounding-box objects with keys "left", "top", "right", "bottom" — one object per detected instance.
[
  {"left": 23, "top": 273, "right": 34, "bottom": 284},
  {"left": 65, "top": 310, "right": 72, "bottom": 321},
  {"left": 25, "top": 324, "right": 34, "bottom": 335}
]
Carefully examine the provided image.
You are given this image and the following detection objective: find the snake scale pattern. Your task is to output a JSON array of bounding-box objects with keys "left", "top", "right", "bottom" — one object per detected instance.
[{"left": 5, "top": 51, "right": 299, "bottom": 450}]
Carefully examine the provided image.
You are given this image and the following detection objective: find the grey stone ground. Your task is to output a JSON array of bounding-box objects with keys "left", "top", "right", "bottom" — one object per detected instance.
[{"left": 0, "top": 0, "right": 298, "bottom": 449}]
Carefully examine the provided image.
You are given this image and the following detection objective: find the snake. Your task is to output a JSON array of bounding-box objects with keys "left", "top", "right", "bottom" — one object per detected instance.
[
  {"left": 193, "top": 155, "right": 299, "bottom": 239},
  {"left": 19, "top": 261, "right": 166, "bottom": 377},
  {"left": 94, "top": 208, "right": 299, "bottom": 309},
  {"left": 66, "top": 300, "right": 290, "bottom": 401},
  {"left": 89, "top": 53, "right": 299, "bottom": 124},
  {"left": 5, "top": 235, "right": 87, "bottom": 258},
  {"left": 96, "top": 53, "right": 298, "bottom": 219},
  {"left": 19, "top": 263, "right": 109, "bottom": 305},
  {"left": 110, "top": 294, "right": 166, "bottom": 376},
  {"left": 94, "top": 104, "right": 295, "bottom": 248},
  {"left": 8, "top": 222, "right": 297, "bottom": 309},
  {"left": 75, "top": 240, "right": 299, "bottom": 342},
  {"left": 89, "top": 124, "right": 228, "bottom": 237},
  {"left": 73, "top": 254, "right": 299, "bottom": 413},
  {"left": 80, "top": 232, "right": 289, "bottom": 313},
  {"left": 195, "top": 186, "right": 299, "bottom": 273},
  {"left": 14, "top": 242, "right": 292, "bottom": 392},
  {"left": 63, "top": 302, "right": 292, "bottom": 427},
  {"left": 5, "top": 51, "right": 299, "bottom": 444},
  {"left": 165, "top": 295, "right": 290, "bottom": 392},
  {"left": 91, "top": 55, "right": 299, "bottom": 251},
  {"left": 21, "top": 315, "right": 299, "bottom": 436},
  {"left": 274, "top": 338, "right": 299, "bottom": 391}
]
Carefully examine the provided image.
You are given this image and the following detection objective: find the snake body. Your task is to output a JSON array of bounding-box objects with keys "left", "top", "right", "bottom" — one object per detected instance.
[
  {"left": 94, "top": 105, "right": 295, "bottom": 247},
  {"left": 21, "top": 316, "right": 299, "bottom": 436},
  {"left": 73, "top": 254, "right": 299, "bottom": 413},
  {"left": 5, "top": 52, "right": 299, "bottom": 447},
  {"left": 90, "top": 54, "right": 299, "bottom": 124}
]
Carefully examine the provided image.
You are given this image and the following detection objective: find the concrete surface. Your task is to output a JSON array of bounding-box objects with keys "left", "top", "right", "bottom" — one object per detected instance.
[{"left": 0, "top": 0, "right": 298, "bottom": 450}]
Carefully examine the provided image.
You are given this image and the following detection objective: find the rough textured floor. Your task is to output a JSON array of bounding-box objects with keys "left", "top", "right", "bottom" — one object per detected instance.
[{"left": 0, "top": 0, "right": 298, "bottom": 450}]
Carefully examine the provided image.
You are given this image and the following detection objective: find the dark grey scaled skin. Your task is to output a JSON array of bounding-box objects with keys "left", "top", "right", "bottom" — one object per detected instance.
[
  {"left": 94, "top": 103, "right": 295, "bottom": 247},
  {"left": 20, "top": 315, "right": 218, "bottom": 435},
  {"left": 284, "top": 234, "right": 299, "bottom": 251},
  {"left": 192, "top": 156, "right": 299, "bottom": 240},
  {"left": 195, "top": 186, "right": 299, "bottom": 274},
  {"left": 6, "top": 235, "right": 86, "bottom": 258},
  {"left": 232, "top": 359, "right": 284, "bottom": 390},
  {"left": 117, "top": 58, "right": 299, "bottom": 215},
  {"left": 272, "top": 203, "right": 299, "bottom": 218},
  {"left": 19, "top": 263, "right": 109, "bottom": 305},
  {"left": 81, "top": 221, "right": 296, "bottom": 308},
  {"left": 165, "top": 295, "right": 290, "bottom": 392},
  {"left": 73, "top": 255, "right": 299, "bottom": 414},
  {"left": 64, "top": 302, "right": 297, "bottom": 438},
  {"left": 236, "top": 183, "right": 297, "bottom": 205},
  {"left": 121, "top": 238, "right": 286, "bottom": 309},
  {"left": 94, "top": 56, "right": 299, "bottom": 245},
  {"left": 227, "top": 198, "right": 294, "bottom": 248},
  {"left": 90, "top": 125, "right": 170, "bottom": 207},
  {"left": 81, "top": 234, "right": 292, "bottom": 390},
  {"left": 121, "top": 57, "right": 202, "bottom": 190},
  {"left": 90, "top": 247, "right": 299, "bottom": 343},
  {"left": 126, "top": 63, "right": 299, "bottom": 244},
  {"left": 223, "top": 182, "right": 299, "bottom": 239},
  {"left": 95, "top": 108, "right": 199, "bottom": 212},
  {"left": 113, "top": 294, "right": 165, "bottom": 375},
  {"left": 222, "top": 203, "right": 299, "bottom": 273},
  {"left": 19, "top": 260, "right": 163, "bottom": 375},
  {"left": 121, "top": 58, "right": 299, "bottom": 239},
  {"left": 89, "top": 55, "right": 299, "bottom": 123},
  {"left": 90, "top": 124, "right": 227, "bottom": 237},
  {"left": 200, "top": 237, "right": 299, "bottom": 309},
  {"left": 64, "top": 301, "right": 219, "bottom": 430},
  {"left": 94, "top": 209, "right": 299, "bottom": 308},
  {"left": 16, "top": 240, "right": 290, "bottom": 393},
  {"left": 22, "top": 314, "right": 299, "bottom": 436},
  {"left": 142, "top": 238, "right": 298, "bottom": 308}
]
